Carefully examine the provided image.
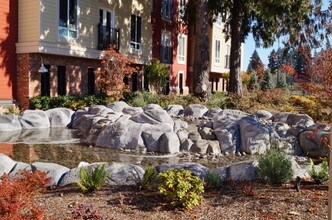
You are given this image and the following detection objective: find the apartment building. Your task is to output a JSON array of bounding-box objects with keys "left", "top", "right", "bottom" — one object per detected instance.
[
  {"left": 151, "top": 0, "right": 189, "bottom": 95},
  {"left": 0, "top": 1, "right": 18, "bottom": 106},
  {"left": 16, "top": 0, "right": 152, "bottom": 109}
]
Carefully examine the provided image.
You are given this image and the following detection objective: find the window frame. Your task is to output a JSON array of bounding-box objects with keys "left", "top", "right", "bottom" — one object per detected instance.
[
  {"left": 177, "top": 34, "right": 186, "bottom": 64},
  {"left": 214, "top": 39, "right": 221, "bottom": 64},
  {"left": 58, "top": 0, "right": 78, "bottom": 39},
  {"left": 162, "top": 0, "right": 172, "bottom": 21},
  {"left": 130, "top": 14, "right": 142, "bottom": 51}
]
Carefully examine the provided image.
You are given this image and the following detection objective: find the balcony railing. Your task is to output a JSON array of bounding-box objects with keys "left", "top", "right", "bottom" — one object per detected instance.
[
  {"left": 160, "top": 45, "right": 173, "bottom": 64},
  {"left": 97, "top": 23, "right": 120, "bottom": 51}
]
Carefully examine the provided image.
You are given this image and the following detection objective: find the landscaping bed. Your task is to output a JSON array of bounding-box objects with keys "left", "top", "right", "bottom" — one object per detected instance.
[{"left": 34, "top": 180, "right": 328, "bottom": 219}]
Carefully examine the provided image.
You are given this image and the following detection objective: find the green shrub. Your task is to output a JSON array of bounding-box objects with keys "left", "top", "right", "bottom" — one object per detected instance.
[
  {"left": 309, "top": 158, "right": 329, "bottom": 184},
  {"left": 158, "top": 169, "right": 204, "bottom": 209},
  {"left": 139, "top": 166, "right": 158, "bottom": 190},
  {"left": 76, "top": 164, "right": 108, "bottom": 193},
  {"left": 204, "top": 171, "right": 222, "bottom": 188},
  {"left": 258, "top": 147, "right": 293, "bottom": 185}
]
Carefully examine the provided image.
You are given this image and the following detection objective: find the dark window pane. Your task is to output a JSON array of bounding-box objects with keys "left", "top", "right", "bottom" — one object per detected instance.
[
  {"left": 69, "top": 0, "right": 77, "bottom": 28},
  {"left": 137, "top": 16, "right": 142, "bottom": 43},
  {"left": 106, "top": 11, "right": 111, "bottom": 27},
  {"left": 59, "top": 0, "right": 68, "bottom": 27},
  {"left": 41, "top": 65, "right": 50, "bottom": 96},
  {"left": 99, "top": 9, "right": 103, "bottom": 24},
  {"left": 130, "top": 15, "right": 136, "bottom": 42},
  {"left": 88, "top": 68, "right": 95, "bottom": 95},
  {"left": 57, "top": 66, "right": 66, "bottom": 96}
]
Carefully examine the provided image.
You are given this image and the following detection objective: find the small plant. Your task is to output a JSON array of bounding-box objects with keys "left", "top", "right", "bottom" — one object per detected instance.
[
  {"left": 258, "top": 147, "right": 294, "bottom": 185},
  {"left": 76, "top": 164, "right": 108, "bottom": 193},
  {"left": 140, "top": 166, "right": 158, "bottom": 190},
  {"left": 309, "top": 158, "right": 329, "bottom": 184},
  {"left": 71, "top": 203, "right": 104, "bottom": 220},
  {"left": 0, "top": 170, "right": 50, "bottom": 220},
  {"left": 158, "top": 169, "right": 204, "bottom": 209},
  {"left": 204, "top": 171, "right": 222, "bottom": 189}
]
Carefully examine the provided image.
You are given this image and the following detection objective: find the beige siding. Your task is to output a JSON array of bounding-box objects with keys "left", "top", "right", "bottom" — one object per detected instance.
[
  {"left": 18, "top": 0, "right": 40, "bottom": 42},
  {"left": 40, "top": 0, "right": 57, "bottom": 42}
]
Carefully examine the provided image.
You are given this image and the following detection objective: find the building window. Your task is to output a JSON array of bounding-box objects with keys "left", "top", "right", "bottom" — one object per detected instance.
[
  {"left": 57, "top": 66, "right": 66, "bottom": 96},
  {"left": 215, "top": 40, "right": 221, "bottom": 63},
  {"left": 161, "top": 31, "right": 172, "bottom": 64},
  {"left": 98, "top": 9, "right": 119, "bottom": 50},
  {"left": 178, "top": 35, "right": 186, "bottom": 63},
  {"left": 59, "top": 0, "right": 77, "bottom": 38},
  {"left": 41, "top": 65, "right": 50, "bottom": 96},
  {"left": 87, "top": 68, "right": 95, "bottom": 95},
  {"left": 162, "top": 0, "right": 172, "bottom": 20},
  {"left": 179, "top": 0, "right": 186, "bottom": 21},
  {"left": 225, "top": 45, "right": 230, "bottom": 69},
  {"left": 130, "top": 15, "right": 142, "bottom": 50},
  {"left": 215, "top": 13, "right": 222, "bottom": 26}
]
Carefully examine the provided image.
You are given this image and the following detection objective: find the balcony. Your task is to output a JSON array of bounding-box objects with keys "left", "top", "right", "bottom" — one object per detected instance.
[
  {"left": 160, "top": 45, "right": 173, "bottom": 64},
  {"left": 97, "top": 23, "right": 120, "bottom": 51}
]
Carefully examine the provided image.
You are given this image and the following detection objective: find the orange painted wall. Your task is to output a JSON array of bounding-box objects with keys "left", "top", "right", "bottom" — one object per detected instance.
[{"left": 0, "top": 1, "right": 18, "bottom": 100}]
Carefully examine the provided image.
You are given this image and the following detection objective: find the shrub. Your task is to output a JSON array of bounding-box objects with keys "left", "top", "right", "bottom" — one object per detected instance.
[
  {"left": 139, "top": 166, "right": 158, "bottom": 190},
  {"left": 204, "top": 171, "right": 222, "bottom": 189},
  {"left": 260, "top": 69, "right": 274, "bottom": 90},
  {"left": 158, "top": 169, "right": 204, "bottom": 209},
  {"left": 71, "top": 203, "right": 104, "bottom": 220},
  {"left": 309, "top": 158, "right": 329, "bottom": 184},
  {"left": 258, "top": 147, "right": 294, "bottom": 185},
  {"left": 0, "top": 170, "right": 50, "bottom": 220},
  {"left": 76, "top": 164, "right": 108, "bottom": 193}
]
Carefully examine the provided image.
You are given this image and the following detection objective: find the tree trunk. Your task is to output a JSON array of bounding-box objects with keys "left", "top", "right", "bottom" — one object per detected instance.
[
  {"left": 228, "top": 0, "right": 243, "bottom": 95},
  {"left": 193, "top": 0, "right": 211, "bottom": 99}
]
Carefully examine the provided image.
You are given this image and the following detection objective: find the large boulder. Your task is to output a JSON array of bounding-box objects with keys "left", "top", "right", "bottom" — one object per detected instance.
[
  {"left": 9, "top": 162, "right": 32, "bottom": 178},
  {"left": 254, "top": 110, "right": 273, "bottom": 120},
  {"left": 122, "top": 106, "right": 143, "bottom": 116},
  {"left": 229, "top": 160, "right": 259, "bottom": 181},
  {"left": 107, "top": 101, "right": 130, "bottom": 112},
  {"left": 19, "top": 110, "right": 50, "bottom": 129},
  {"left": 213, "top": 110, "right": 250, "bottom": 154},
  {"left": 72, "top": 114, "right": 95, "bottom": 136},
  {"left": 299, "top": 129, "right": 330, "bottom": 158},
  {"left": 0, "top": 153, "right": 17, "bottom": 176},
  {"left": 130, "top": 109, "right": 174, "bottom": 129},
  {"left": 190, "top": 139, "right": 209, "bottom": 154},
  {"left": 32, "top": 162, "right": 70, "bottom": 186},
  {"left": 88, "top": 105, "right": 107, "bottom": 115},
  {"left": 184, "top": 104, "right": 209, "bottom": 118},
  {"left": 143, "top": 104, "right": 163, "bottom": 111},
  {"left": 95, "top": 116, "right": 145, "bottom": 149},
  {"left": 46, "top": 108, "right": 74, "bottom": 128},
  {"left": 165, "top": 105, "right": 184, "bottom": 117},
  {"left": 159, "top": 132, "right": 180, "bottom": 154},
  {"left": 239, "top": 117, "right": 271, "bottom": 155},
  {"left": 141, "top": 131, "right": 164, "bottom": 152},
  {"left": 206, "top": 107, "right": 222, "bottom": 119},
  {"left": 156, "top": 162, "right": 209, "bottom": 179},
  {"left": 273, "top": 112, "right": 315, "bottom": 130},
  {"left": 0, "top": 114, "right": 22, "bottom": 132}
]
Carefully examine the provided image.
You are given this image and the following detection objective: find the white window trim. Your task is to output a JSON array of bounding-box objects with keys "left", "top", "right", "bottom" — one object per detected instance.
[
  {"left": 57, "top": 0, "right": 79, "bottom": 39},
  {"left": 214, "top": 39, "right": 221, "bottom": 64},
  {"left": 177, "top": 34, "right": 186, "bottom": 64},
  {"left": 100, "top": 8, "right": 115, "bottom": 28}
]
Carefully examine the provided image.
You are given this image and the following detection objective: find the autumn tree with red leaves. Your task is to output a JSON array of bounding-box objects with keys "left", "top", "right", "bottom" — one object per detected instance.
[
  {"left": 95, "top": 46, "right": 137, "bottom": 101},
  {"left": 301, "top": 48, "right": 332, "bottom": 107}
]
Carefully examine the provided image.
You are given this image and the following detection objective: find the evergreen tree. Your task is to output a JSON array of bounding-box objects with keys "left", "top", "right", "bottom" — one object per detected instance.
[
  {"left": 247, "top": 71, "right": 259, "bottom": 91},
  {"left": 276, "top": 71, "right": 287, "bottom": 89},
  {"left": 268, "top": 49, "right": 280, "bottom": 74},
  {"left": 247, "top": 50, "right": 265, "bottom": 80},
  {"left": 260, "top": 70, "right": 274, "bottom": 90}
]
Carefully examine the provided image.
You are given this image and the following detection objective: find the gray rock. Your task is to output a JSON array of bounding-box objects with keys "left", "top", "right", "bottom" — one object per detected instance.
[
  {"left": 255, "top": 110, "right": 273, "bottom": 120},
  {"left": 122, "top": 106, "right": 143, "bottom": 115},
  {"left": 46, "top": 108, "right": 74, "bottom": 128},
  {"left": 72, "top": 114, "right": 95, "bottom": 136},
  {"left": 141, "top": 131, "right": 163, "bottom": 152},
  {"left": 71, "top": 109, "right": 89, "bottom": 128},
  {"left": 210, "top": 166, "right": 229, "bottom": 182},
  {"left": 287, "top": 156, "right": 310, "bottom": 179},
  {"left": 229, "top": 160, "right": 259, "bottom": 181},
  {"left": 107, "top": 101, "right": 130, "bottom": 112},
  {"left": 19, "top": 110, "right": 50, "bottom": 129},
  {"left": 207, "top": 140, "right": 221, "bottom": 155},
  {"left": 199, "top": 127, "right": 216, "bottom": 140},
  {"left": 173, "top": 119, "right": 188, "bottom": 132},
  {"left": 184, "top": 104, "right": 209, "bottom": 118},
  {"left": 156, "top": 162, "right": 209, "bottom": 179},
  {"left": 299, "top": 130, "right": 330, "bottom": 158},
  {"left": 188, "top": 131, "right": 201, "bottom": 143},
  {"left": 205, "top": 107, "right": 222, "bottom": 119},
  {"left": 105, "top": 162, "right": 144, "bottom": 185},
  {"left": 273, "top": 112, "right": 315, "bottom": 128},
  {"left": 0, "top": 114, "right": 22, "bottom": 131},
  {"left": 180, "top": 139, "right": 193, "bottom": 151},
  {"left": 9, "top": 162, "right": 32, "bottom": 178},
  {"left": 177, "top": 129, "right": 189, "bottom": 143},
  {"left": 88, "top": 105, "right": 107, "bottom": 115},
  {"left": 213, "top": 110, "right": 250, "bottom": 154},
  {"left": 143, "top": 103, "right": 163, "bottom": 111},
  {"left": 272, "top": 122, "right": 291, "bottom": 138},
  {"left": 0, "top": 130, "right": 21, "bottom": 142},
  {"left": 32, "top": 162, "right": 70, "bottom": 186},
  {"left": 0, "top": 153, "right": 17, "bottom": 176},
  {"left": 86, "top": 118, "right": 112, "bottom": 144},
  {"left": 96, "top": 116, "right": 144, "bottom": 149},
  {"left": 239, "top": 117, "right": 271, "bottom": 155},
  {"left": 130, "top": 109, "right": 174, "bottom": 129},
  {"left": 159, "top": 132, "right": 180, "bottom": 154},
  {"left": 165, "top": 104, "right": 184, "bottom": 117},
  {"left": 190, "top": 139, "right": 209, "bottom": 154}
]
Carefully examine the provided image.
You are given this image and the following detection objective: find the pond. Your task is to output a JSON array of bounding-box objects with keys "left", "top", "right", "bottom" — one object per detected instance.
[{"left": 0, "top": 128, "right": 258, "bottom": 169}]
